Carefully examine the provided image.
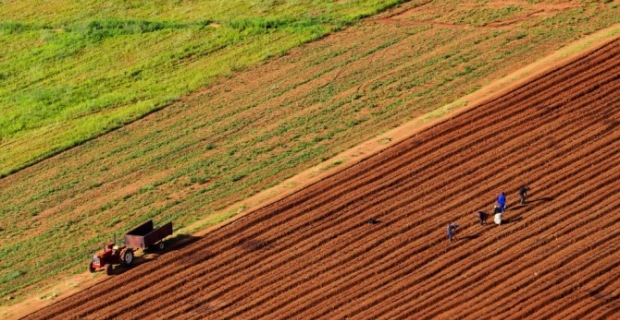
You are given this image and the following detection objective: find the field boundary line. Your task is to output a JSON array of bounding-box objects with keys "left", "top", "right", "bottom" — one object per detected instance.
[{"left": 180, "top": 24, "right": 620, "bottom": 239}]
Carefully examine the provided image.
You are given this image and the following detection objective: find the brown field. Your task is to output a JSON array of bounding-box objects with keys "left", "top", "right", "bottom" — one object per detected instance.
[{"left": 22, "top": 37, "right": 620, "bottom": 319}]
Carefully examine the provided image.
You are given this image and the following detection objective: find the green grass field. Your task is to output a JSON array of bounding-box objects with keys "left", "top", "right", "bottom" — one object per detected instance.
[
  {"left": 1, "top": 0, "right": 619, "bottom": 310},
  {"left": 0, "top": 0, "right": 406, "bottom": 177}
]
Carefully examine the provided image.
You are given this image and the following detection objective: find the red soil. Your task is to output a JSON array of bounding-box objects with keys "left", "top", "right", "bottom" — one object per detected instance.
[{"left": 23, "top": 39, "right": 620, "bottom": 320}]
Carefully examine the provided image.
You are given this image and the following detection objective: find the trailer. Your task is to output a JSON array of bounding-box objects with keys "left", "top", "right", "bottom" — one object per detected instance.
[
  {"left": 88, "top": 220, "right": 173, "bottom": 275},
  {"left": 125, "top": 220, "right": 173, "bottom": 251}
]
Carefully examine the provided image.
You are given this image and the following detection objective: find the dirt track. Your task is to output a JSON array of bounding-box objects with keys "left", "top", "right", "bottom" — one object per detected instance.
[{"left": 24, "top": 38, "right": 620, "bottom": 319}]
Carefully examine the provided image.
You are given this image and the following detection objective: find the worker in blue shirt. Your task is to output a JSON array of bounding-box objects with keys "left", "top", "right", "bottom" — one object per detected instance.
[{"left": 497, "top": 192, "right": 507, "bottom": 212}]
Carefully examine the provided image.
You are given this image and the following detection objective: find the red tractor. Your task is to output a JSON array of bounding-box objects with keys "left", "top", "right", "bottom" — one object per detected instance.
[
  {"left": 88, "top": 242, "right": 135, "bottom": 275},
  {"left": 89, "top": 220, "right": 173, "bottom": 275}
]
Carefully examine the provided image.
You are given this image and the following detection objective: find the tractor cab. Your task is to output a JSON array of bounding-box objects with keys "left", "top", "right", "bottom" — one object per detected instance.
[{"left": 105, "top": 242, "right": 121, "bottom": 253}]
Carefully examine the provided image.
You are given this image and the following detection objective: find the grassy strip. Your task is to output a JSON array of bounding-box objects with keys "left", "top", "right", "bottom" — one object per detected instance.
[{"left": 0, "top": 0, "right": 407, "bottom": 177}]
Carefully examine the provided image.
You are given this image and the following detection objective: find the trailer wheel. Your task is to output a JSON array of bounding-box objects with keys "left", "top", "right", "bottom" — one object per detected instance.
[
  {"left": 121, "top": 248, "right": 134, "bottom": 267},
  {"left": 88, "top": 262, "right": 96, "bottom": 273},
  {"left": 105, "top": 264, "right": 113, "bottom": 275},
  {"left": 158, "top": 241, "right": 165, "bottom": 251}
]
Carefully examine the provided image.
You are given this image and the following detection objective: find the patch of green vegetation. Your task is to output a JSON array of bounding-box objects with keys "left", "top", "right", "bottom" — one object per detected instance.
[
  {"left": 0, "top": 0, "right": 409, "bottom": 177},
  {"left": 0, "top": 270, "right": 24, "bottom": 286},
  {"left": 439, "top": 5, "right": 524, "bottom": 27},
  {"left": 321, "top": 158, "right": 347, "bottom": 171}
]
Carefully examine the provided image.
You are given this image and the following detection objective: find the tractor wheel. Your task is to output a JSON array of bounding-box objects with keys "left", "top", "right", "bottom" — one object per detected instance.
[
  {"left": 88, "top": 262, "right": 96, "bottom": 273},
  {"left": 105, "top": 264, "right": 113, "bottom": 275},
  {"left": 158, "top": 241, "right": 165, "bottom": 251},
  {"left": 120, "top": 248, "right": 134, "bottom": 267}
]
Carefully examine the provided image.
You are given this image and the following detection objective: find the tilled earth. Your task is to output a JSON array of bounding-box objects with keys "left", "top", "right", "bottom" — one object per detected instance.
[{"left": 24, "top": 38, "right": 620, "bottom": 320}]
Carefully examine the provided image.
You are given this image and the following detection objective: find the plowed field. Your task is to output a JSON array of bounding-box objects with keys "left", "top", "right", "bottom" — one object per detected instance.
[{"left": 24, "top": 38, "right": 620, "bottom": 319}]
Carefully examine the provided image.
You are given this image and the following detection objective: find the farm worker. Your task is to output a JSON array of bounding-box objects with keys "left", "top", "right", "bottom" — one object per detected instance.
[
  {"left": 493, "top": 206, "right": 503, "bottom": 225},
  {"left": 447, "top": 222, "right": 460, "bottom": 242},
  {"left": 497, "top": 192, "right": 507, "bottom": 212},
  {"left": 519, "top": 186, "right": 531, "bottom": 204},
  {"left": 477, "top": 211, "right": 488, "bottom": 225}
]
